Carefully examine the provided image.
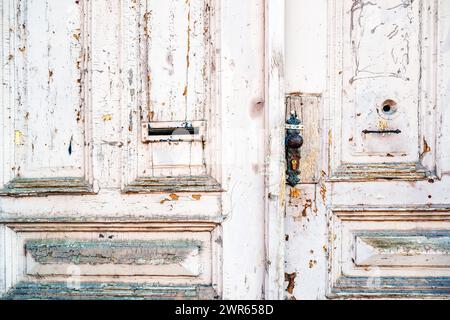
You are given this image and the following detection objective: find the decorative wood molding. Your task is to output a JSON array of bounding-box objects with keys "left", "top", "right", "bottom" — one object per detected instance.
[
  {"left": 0, "top": 178, "right": 94, "bottom": 197},
  {"left": 331, "top": 277, "right": 450, "bottom": 298},
  {"left": 3, "top": 282, "right": 218, "bottom": 300},
  {"left": 327, "top": 0, "right": 440, "bottom": 181},
  {"left": 120, "top": 0, "right": 222, "bottom": 194},
  {"left": 0, "top": 221, "right": 222, "bottom": 299},
  {"left": 328, "top": 207, "right": 450, "bottom": 298},
  {"left": 123, "top": 176, "right": 222, "bottom": 193},
  {"left": 0, "top": 0, "right": 94, "bottom": 196},
  {"left": 330, "top": 162, "right": 430, "bottom": 182}
]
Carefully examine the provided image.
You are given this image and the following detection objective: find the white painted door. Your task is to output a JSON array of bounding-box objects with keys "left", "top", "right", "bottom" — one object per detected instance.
[
  {"left": 284, "top": 0, "right": 450, "bottom": 299},
  {"left": 0, "top": 0, "right": 269, "bottom": 299}
]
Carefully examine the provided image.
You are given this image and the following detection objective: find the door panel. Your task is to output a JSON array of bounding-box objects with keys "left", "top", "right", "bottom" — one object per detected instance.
[
  {"left": 1, "top": 0, "right": 267, "bottom": 300},
  {"left": 330, "top": 0, "right": 438, "bottom": 180},
  {"left": 1, "top": 0, "right": 93, "bottom": 195},
  {"left": 285, "top": 0, "right": 450, "bottom": 299},
  {"left": 0, "top": 223, "right": 218, "bottom": 299},
  {"left": 330, "top": 209, "right": 450, "bottom": 297},
  {"left": 122, "top": 0, "right": 220, "bottom": 188}
]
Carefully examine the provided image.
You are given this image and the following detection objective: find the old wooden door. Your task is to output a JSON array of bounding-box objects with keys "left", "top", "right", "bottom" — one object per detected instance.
[
  {"left": 284, "top": 0, "right": 450, "bottom": 299},
  {"left": 0, "top": 0, "right": 270, "bottom": 299}
]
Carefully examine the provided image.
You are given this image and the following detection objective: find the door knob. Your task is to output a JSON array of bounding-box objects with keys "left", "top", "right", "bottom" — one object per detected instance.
[{"left": 286, "top": 112, "right": 303, "bottom": 187}]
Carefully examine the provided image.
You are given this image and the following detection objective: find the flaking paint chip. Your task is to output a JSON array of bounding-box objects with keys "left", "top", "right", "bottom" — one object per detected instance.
[
  {"left": 290, "top": 188, "right": 301, "bottom": 199},
  {"left": 169, "top": 193, "right": 179, "bottom": 201},
  {"left": 14, "top": 130, "right": 23, "bottom": 145},
  {"left": 102, "top": 114, "right": 113, "bottom": 121}
]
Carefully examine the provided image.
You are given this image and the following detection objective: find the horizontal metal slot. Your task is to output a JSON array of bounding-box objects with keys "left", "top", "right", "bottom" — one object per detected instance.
[
  {"left": 141, "top": 121, "right": 206, "bottom": 143},
  {"left": 362, "top": 129, "right": 401, "bottom": 135},
  {"left": 147, "top": 126, "right": 199, "bottom": 136}
]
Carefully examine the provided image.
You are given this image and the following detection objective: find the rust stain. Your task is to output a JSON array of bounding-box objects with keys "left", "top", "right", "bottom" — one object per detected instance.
[
  {"left": 186, "top": 0, "right": 191, "bottom": 68},
  {"left": 320, "top": 183, "right": 326, "bottom": 203},
  {"left": 192, "top": 194, "right": 201, "bottom": 200},
  {"left": 290, "top": 187, "right": 301, "bottom": 199},
  {"left": 285, "top": 272, "right": 296, "bottom": 295},
  {"left": 301, "top": 199, "right": 312, "bottom": 217},
  {"left": 160, "top": 193, "right": 180, "bottom": 204},
  {"left": 169, "top": 193, "right": 179, "bottom": 201},
  {"left": 309, "top": 260, "right": 317, "bottom": 269},
  {"left": 183, "top": 0, "right": 191, "bottom": 100},
  {"left": 423, "top": 138, "right": 431, "bottom": 153}
]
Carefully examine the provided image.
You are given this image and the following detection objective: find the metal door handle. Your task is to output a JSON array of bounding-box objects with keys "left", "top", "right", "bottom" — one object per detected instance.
[{"left": 285, "top": 112, "right": 303, "bottom": 187}]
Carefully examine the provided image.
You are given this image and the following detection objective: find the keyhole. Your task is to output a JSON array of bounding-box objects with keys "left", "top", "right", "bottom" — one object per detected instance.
[{"left": 380, "top": 99, "right": 397, "bottom": 117}]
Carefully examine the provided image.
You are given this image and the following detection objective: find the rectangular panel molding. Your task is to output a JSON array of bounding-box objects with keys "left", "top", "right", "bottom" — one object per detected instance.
[
  {"left": 120, "top": 0, "right": 221, "bottom": 193},
  {"left": 328, "top": 207, "right": 450, "bottom": 298},
  {"left": 327, "top": 0, "right": 439, "bottom": 181},
  {"left": 0, "top": 0, "right": 93, "bottom": 196},
  {"left": 0, "top": 222, "right": 220, "bottom": 300}
]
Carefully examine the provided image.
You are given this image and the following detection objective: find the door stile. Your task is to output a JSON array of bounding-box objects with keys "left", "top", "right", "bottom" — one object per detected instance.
[{"left": 264, "top": 0, "right": 286, "bottom": 300}]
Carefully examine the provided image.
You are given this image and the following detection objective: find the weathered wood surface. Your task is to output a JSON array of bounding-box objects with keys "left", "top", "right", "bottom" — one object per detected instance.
[
  {"left": 1, "top": 0, "right": 450, "bottom": 300},
  {"left": 0, "top": 0, "right": 267, "bottom": 299},
  {"left": 284, "top": 0, "right": 450, "bottom": 300}
]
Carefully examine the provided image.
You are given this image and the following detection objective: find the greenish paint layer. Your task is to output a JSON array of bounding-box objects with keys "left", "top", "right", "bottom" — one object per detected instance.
[
  {"left": 333, "top": 276, "right": 450, "bottom": 297},
  {"left": 124, "top": 175, "right": 223, "bottom": 193},
  {"left": 357, "top": 231, "right": 450, "bottom": 253},
  {"left": 25, "top": 239, "right": 202, "bottom": 265},
  {"left": 2, "top": 282, "right": 218, "bottom": 300},
  {"left": 0, "top": 177, "right": 94, "bottom": 197}
]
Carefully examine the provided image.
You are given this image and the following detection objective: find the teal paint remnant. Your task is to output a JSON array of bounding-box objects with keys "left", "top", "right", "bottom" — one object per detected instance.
[
  {"left": 25, "top": 239, "right": 202, "bottom": 265},
  {"left": 356, "top": 231, "right": 450, "bottom": 253},
  {"left": 2, "top": 282, "right": 218, "bottom": 300}
]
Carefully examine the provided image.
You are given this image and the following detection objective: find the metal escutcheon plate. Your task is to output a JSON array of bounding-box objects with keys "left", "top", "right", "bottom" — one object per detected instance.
[{"left": 285, "top": 124, "right": 304, "bottom": 130}]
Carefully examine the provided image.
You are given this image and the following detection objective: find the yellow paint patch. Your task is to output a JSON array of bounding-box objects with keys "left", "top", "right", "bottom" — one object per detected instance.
[
  {"left": 102, "top": 114, "right": 113, "bottom": 121},
  {"left": 377, "top": 119, "right": 388, "bottom": 130},
  {"left": 14, "top": 130, "right": 23, "bottom": 145},
  {"left": 192, "top": 194, "right": 202, "bottom": 200},
  {"left": 73, "top": 29, "right": 81, "bottom": 41}
]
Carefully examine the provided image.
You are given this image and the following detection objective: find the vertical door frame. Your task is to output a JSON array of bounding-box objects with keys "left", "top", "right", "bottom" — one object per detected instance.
[{"left": 264, "top": 0, "right": 286, "bottom": 300}]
